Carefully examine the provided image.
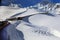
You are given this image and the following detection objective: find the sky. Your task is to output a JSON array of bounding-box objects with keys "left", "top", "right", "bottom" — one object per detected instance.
[{"left": 1, "top": 0, "right": 60, "bottom": 7}]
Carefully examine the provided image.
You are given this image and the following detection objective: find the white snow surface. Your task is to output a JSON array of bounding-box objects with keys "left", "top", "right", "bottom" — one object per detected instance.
[
  {"left": 0, "top": 6, "right": 27, "bottom": 21},
  {"left": 16, "top": 21, "right": 60, "bottom": 40},
  {"left": 53, "top": 8, "right": 60, "bottom": 14},
  {"left": 0, "top": 6, "right": 45, "bottom": 21},
  {"left": 0, "top": 6, "right": 60, "bottom": 40},
  {"left": 16, "top": 8, "right": 40, "bottom": 17},
  {"left": 29, "top": 14, "right": 60, "bottom": 31},
  {"left": 50, "top": 3, "right": 60, "bottom": 15},
  {"left": 29, "top": 14, "right": 60, "bottom": 37}
]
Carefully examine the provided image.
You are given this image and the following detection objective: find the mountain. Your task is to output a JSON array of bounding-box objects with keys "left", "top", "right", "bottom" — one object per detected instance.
[{"left": 1, "top": 0, "right": 60, "bottom": 7}]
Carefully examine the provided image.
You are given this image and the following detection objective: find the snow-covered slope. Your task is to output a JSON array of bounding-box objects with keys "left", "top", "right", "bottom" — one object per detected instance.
[
  {"left": 29, "top": 14, "right": 60, "bottom": 28},
  {"left": 50, "top": 3, "right": 60, "bottom": 15},
  {"left": 16, "top": 20, "right": 60, "bottom": 40},
  {"left": 1, "top": 3, "right": 60, "bottom": 40},
  {"left": 0, "top": 6, "right": 46, "bottom": 21},
  {"left": 16, "top": 13, "right": 60, "bottom": 40},
  {"left": 16, "top": 8, "right": 40, "bottom": 17},
  {"left": 31, "top": 3, "right": 60, "bottom": 15},
  {"left": 0, "top": 6, "right": 27, "bottom": 21},
  {"left": 29, "top": 14, "right": 60, "bottom": 37}
]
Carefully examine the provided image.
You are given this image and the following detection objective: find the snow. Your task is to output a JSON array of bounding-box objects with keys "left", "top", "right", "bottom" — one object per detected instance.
[
  {"left": 16, "top": 8, "right": 40, "bottom": 17},
  {"left": 0, "top": 6, "right": 27, "bottom": 21},
  {"left": 2, "top": 20, "right": 24, "bottom": 40},
  {"left": 29, "top": 14, "right": 60, "bottom": 37},
  {"left": 16, "top": 21, "right": 60, "bottom": 40},
  {"left": 51, "top": 29, "right": 60, "bottom": 38},
  {"left": 54, "top": 8, "right": 60, "bottom": 14},
  {"left": 16, "top": 11, "right": 60, "bottom": 40},
  {"left": 1, "top": 3, "right": 60, "bottom": 40},
  {"left": 0, "top": 6, "right": 45, "bottom": 21},
  {"left": 29, "top": 14, "right": 60, "bottom": 31},
  {"left": 50, "top": 3, "right": 60, "bottom": 15}
]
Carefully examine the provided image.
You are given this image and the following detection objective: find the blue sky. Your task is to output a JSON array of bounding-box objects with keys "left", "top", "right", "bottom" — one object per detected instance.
[
  {"left": 52, "top": 0, "right": 60, "bottom": 3},
  {"left": 1, "top": 0, "right": 60, "bottom": 7}
]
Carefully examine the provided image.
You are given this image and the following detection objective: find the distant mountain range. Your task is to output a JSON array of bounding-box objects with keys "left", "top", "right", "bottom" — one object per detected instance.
[{"left": 1, "top": 0, "right": 60, "bottom": 7}]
